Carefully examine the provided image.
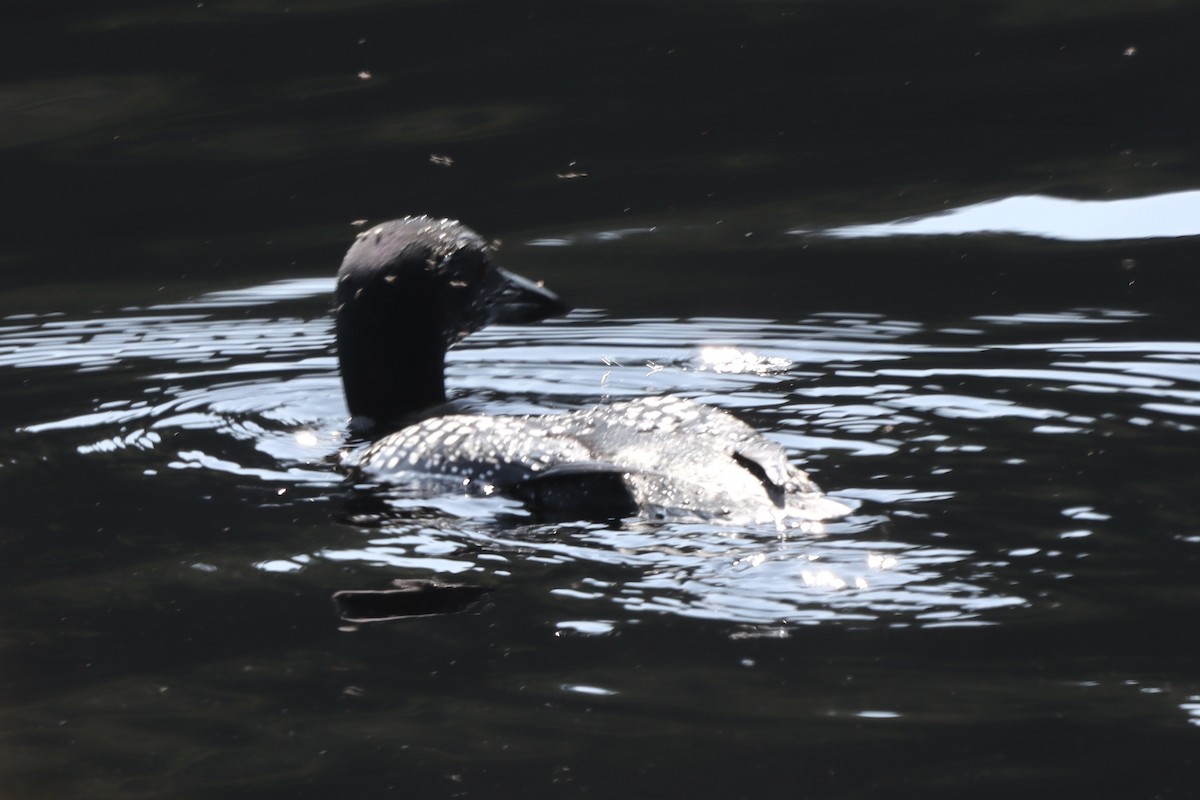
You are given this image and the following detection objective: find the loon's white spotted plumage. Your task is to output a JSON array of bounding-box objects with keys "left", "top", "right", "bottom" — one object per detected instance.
[
  {"left": 335, "top": 216, "right": 851, "bottom": 524},
  {"left": 352, "top": 396, "right": 849, "bottom": 523}
]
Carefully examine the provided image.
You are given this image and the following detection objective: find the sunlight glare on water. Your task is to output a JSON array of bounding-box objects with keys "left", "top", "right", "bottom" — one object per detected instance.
[
  {"left": 811, "top": 190, "right": 1200, "bottom": 241},
  {"left": 5, "top": 280, "right": 1198, "bottom": 631}
]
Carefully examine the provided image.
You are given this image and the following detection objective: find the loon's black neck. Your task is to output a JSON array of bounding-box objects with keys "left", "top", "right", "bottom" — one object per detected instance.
[{"left": 335, "top": 295, "right": 449, "bottom": 428}]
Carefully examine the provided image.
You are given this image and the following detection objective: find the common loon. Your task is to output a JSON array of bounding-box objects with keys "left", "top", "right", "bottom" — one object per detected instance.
[{"left": 336, "top": 216, "right": 850, "bottom": 524}]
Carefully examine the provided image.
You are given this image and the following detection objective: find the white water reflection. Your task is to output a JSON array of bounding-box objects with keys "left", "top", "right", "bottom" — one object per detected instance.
[
  {"left": 526, "top": 226, "right": 659, "bottom": 247},
  {"left": 313, "top": 511, "right": 1026, "bottom": 627},
  {"left": 813, "top": 190, "right": 1200, "bottom": 242},
  {"left": 6, "top": 277, "right": 1200, "bottom": 628}
]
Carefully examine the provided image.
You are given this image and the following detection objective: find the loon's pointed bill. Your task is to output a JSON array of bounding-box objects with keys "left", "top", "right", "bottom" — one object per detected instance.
[{"left": 486, "top": 265, "right": 569, "bottom": 325}]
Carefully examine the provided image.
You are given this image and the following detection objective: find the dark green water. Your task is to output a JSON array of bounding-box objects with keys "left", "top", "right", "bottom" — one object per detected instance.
[{"left": 3, "top": 1, "right": 1200, "bottom": 798}]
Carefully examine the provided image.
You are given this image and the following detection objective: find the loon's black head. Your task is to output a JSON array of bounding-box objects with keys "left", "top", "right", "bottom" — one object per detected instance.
[{"left": 334, "top": 216, "right": 568, "bottom": 428}]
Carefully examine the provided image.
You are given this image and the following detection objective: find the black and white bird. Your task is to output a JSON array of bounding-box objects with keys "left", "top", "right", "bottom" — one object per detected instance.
[{"left": 335, "top": 216, "right": 850, "bottom": 524}]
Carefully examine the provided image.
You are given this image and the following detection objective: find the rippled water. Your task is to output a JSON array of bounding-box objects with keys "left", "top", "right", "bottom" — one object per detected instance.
[
  {"left": 6, "top": 0, "right": 1200, "bottom": 795},
  {"left": 6, "top": 276, "right": 1197, "bottom": 639}
]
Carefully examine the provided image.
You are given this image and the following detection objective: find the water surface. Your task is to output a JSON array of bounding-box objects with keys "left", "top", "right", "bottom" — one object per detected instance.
[
  {"left": 4, "top": 259, "right": 1200, "bottom": 796},
  {"left": 3, "top": 0, "right": 1200, "bottom": 797}
]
